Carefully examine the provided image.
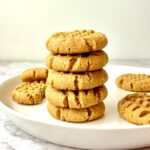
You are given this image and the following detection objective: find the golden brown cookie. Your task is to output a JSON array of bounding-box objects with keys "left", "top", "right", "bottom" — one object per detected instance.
[
  {"left": 47, "top": 101, "right": 105, "bottom": 122},
  {"left": 116, "top": 74, "right": 150, "bottom": 92},
  {"left": 12, "top": 81, "right": 45, "bottom": 105},
  {"left": 46, "top": 85, "right": 107, "bottom": 109},
  {"left": 20, "top": 68, "right": 48, "bottom": 82},
  {"left": 46, "top": 50, "right": 108, "bottom": 72},
  {"left": 46, "top": 69, "right": 108, "bottom": 90},
  {"left": 46, "top": 30, "right": 108, "bottom": 54},
  {"left": 118, "top": 93, "right": 150, "bottom": 125}
]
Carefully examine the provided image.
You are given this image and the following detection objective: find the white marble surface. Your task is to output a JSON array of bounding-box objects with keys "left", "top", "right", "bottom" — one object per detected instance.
[{"left": 0, "top": 60, "right": 150, "bottom": 150}]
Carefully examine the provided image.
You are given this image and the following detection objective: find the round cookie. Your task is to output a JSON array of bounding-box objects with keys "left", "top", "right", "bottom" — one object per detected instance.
[
  {"left": 47, "top": 101, "right": 105, "bottom": 122},
  {"left": 46, "top": 30, "right": 108, "bottom": 54},
  {"left": 20, "top": 68, "right": 48, "bottom": 82},
  {"left": 46, "top": 85, "right": 108, "bottom": 109},
  {"left": 12, "top": 81, "right": 45, "bottom": 105},
  {"left": 46, "top": 50, "right": 108, "bottom": 72},
  {"left": 116, "top": 74, "right": 150, "bottom": 92},
  {"left": 118, "top": 93, "right": 150, "bottom": 125},
  {"left": 46, "top": 69, "right": 108, "bottom": 90}
]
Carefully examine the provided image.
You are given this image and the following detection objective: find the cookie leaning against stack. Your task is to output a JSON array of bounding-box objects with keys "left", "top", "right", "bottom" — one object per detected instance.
[{"left": 45, "top": 30, "right": 109, "bottom": 123}]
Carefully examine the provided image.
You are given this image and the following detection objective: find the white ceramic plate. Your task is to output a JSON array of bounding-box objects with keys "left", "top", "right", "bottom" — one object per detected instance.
[{"left": 0, "top": 64, "right": 150, "bottom": 150}]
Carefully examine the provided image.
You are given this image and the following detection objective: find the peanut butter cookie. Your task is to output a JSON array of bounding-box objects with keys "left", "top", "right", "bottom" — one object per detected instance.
[
  {"left": 46, "top": 85, "right": 107, "bottom": 108},
  {"left": 12, "top": 81, "right": 45, "bottom": 105},
  {"left": 47, "top": 101, "right": 105, "bottom": 122},
  {"left": 116, "top": 74, "right": 150, "bottom": 92},
  {"left": 46, "top": 50, "right": 108, "bottom": 72},
  {"left": 20, "top": 68, "right": 48, "bottom": 82},
  {"left": 118, "top": 93, "right": 150, "bottom": 125},
  {"left": 46, "top": 30, "right": 108, "bottom": 54},
  {"left": 46, "top": 69, "right": 108, "bottom": 90}
]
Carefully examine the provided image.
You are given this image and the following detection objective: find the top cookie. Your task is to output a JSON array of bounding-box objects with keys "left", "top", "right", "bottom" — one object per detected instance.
[
  {"left": 116, "top": 73, "right": 150, "bottom": 92},
  {"left": 46, "top": 30, "right": 108, "bottom": 54},
  {"left": 20, "top": 68, "right": 48, "bottom": 82}
]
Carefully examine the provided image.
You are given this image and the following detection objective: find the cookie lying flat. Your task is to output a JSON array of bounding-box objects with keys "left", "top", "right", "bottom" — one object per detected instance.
[
  {"left": 116, "top": 74, "right": 150, "bottom": 92},
  {"left": 47, "top": 69, "right": 108, "bottom": 90},
  {"left": 20, "top": 68, "right": 48, "bottom": 82},
  {"left": 118, "top": 93, "right": 150, "bottom": 125},
  {"left": 46, "top": 30, "right": 108, "bottom": 54},
  {"left": 46, "top": 50, "right": 108, "bottom": 72},
  {"left": 46, "top": 85, "right": 107, "bottom": 109},
  {"left": 12, "top": 81, "right": 45, "bottom": 105},
  {"left": 47, "top": 101, "right": 105, "bottom": 122}
]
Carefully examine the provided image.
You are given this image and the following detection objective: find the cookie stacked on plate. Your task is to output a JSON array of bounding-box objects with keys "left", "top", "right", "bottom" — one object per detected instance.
[{"left": 45, "top": 30, "right": 109, "bottom": 122}]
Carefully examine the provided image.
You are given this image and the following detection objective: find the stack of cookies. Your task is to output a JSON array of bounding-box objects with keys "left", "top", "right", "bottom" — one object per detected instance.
[{"left": 45, "top": 30, "right": 109, "bottom": 122}]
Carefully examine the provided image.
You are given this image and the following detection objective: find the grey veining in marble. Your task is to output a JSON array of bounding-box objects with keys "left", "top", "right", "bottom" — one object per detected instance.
[{"left": 0, "top": 61, "right": 149, "bottom": 150}]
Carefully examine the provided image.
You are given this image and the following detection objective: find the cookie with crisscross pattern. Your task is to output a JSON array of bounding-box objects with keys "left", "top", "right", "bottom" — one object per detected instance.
[{"left": 118, "top": 93, "right": 150, "bottom": 125}]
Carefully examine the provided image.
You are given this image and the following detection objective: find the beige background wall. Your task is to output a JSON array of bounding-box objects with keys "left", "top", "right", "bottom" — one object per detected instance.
[{"left": 0, "top": 0, "right": 150, "bottom": 60}]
